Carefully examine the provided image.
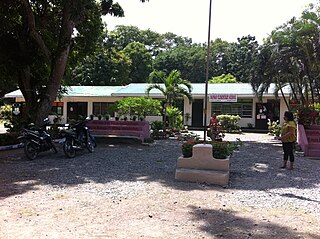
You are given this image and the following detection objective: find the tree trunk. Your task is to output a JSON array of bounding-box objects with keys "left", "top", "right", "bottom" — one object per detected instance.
[{"left": 35, "top": 4, "right": 74, "bottom": 126}]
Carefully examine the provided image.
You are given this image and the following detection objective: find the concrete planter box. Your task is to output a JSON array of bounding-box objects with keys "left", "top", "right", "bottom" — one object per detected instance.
[{"left": 175, "top": 144, "right": 230, "bottom": 186}]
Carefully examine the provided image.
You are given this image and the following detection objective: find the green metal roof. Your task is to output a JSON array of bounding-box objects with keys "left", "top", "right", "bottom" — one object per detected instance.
[
  {"left": 112, "top": 83, "right": 163, "bottom": 96},
  {"left": 4, "top": 86, "right": 125, "bottom": 98},
  {"left": 4, "top": 83, "right": 290, "bottom": 98},
  {"left": 63, "top": 86, "right": 124, "bottom": 96},
  {"left": 113, "top": 83, "right": 290, "bottom": 96}
]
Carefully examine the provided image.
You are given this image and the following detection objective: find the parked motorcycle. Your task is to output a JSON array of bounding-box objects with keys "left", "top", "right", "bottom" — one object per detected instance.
[
  {"left": 62, "top": 120, "right": 96, "bottom": 158},
  {"left": 18, "top": 118, "right": 58, "bottom": 160}
]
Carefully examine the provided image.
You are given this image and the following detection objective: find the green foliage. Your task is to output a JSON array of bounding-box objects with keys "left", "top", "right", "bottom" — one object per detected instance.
[
  {"left": 147, "top": 70, "right": 192, "bottom": 106},
  {"left": 70, "top": 51, "right": 131, "bottom": 86},
  {"left": 106, "top": 25, "right": 193, "bottom": 56},
  {"left": 123, "top": 42, "right": 153, "bottom": 83},
  {"left": 217, "top": 115, "right": 241, "bottom": 133},
  {"left": 150, "top": 120, "right": 166, "bottom": 139},
  {"left": 166, "top": 106, "right": 183, "bottom": 130},
  {"left": 147, "top": 70, "right": 192, "bottom": 131},
  {"left": 267, "top": 119, "right": 281, "bottom": 136},
  {"left": 115, "top": 97, "right": 161, "bottom": 118},
  {"left": 151, "top": 121, "right": 164, "bottom": 132},
  {"left": 0, "top": 104, "right": 12, "bottom": 121},
  {"left": 228, "top": 35, "right": 260, "bottom": 83},
  {"left": 209, "top": 73, "right": 237, "bottom": 83},
  {"left": 181, "top": 139, "right": 241, "bottom": 159},
  {"left": 154, "top": 45, "right": 206, "bottom": 83},
  {"left": 260, "top": 4, "right": 320, "bottom": 106},
  {"left": 0, "top": 0, "right": 128, "bottom": 125},
  {"left": 296, "top": 104, "right": 320, "bottom": 125}
]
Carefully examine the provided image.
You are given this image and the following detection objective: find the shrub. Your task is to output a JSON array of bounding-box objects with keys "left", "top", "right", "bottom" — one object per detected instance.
[
  {"left": 295, "top": 103, "right": 320, "bottom": 125},
  {"left": 151, "top": 120, "right": 163, "bottom": 132},
  {"left": 217, "top": 115, "right": 241, "bottom": 133},
  {"left": 0, "top": 132, "right": 20, "bottom": 146},
  {"left": 267, "top": 119, "right": 281, "bottom": 136},
  {"left": 166, "top": 106, "right": 183, "bottom": 131},
  {"left": 151, "top": 120, "right": 167, "bottom": 139}
]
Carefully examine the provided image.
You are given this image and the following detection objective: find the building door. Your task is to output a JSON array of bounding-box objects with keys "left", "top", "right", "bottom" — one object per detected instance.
[
  {"left": 255, "top": 100, "right": 280, "bottom": 129},
  {"left": 192, "top": 100, "right": 204, "bottom": 127},
  {"left": 67, "top": 102, "right": 88, "bottom": 121},
  {"left": 255, "top": 103, "right": 268, "bottom": 129},
  {"left": 267, "top": 99, "right": 280, "bottom": 122}
]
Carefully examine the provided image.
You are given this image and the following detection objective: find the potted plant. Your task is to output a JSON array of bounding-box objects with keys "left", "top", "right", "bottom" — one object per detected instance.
[
  {"left": 90, "top": 114, "right": 94, "bottom": 120},
  {"left": 104, "top": 114, "right": 110, "bottom": 120},
  {"left": 181, "top": 140, "right": 203, "bottom": 158},
  {"left": 181, "top": 140, "right": 240, "bottom": 159},
  {"left": 132, "top": 115, "right": 137, "bottom": 121},
  {"left": 98, "top": 114, "right": 102, "bottom": 120}
]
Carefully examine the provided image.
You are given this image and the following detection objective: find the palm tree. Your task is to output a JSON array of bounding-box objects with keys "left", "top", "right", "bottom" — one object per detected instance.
[{"left": 146, "top": 70, "right": 192, "bottom": 131}]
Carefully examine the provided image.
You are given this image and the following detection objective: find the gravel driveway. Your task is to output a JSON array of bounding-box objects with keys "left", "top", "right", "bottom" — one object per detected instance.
[{"left": 1, "top": 133, "right": 320, "bottom": 239}]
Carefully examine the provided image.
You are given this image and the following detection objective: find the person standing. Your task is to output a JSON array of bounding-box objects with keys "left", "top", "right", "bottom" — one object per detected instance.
[
  {"left": 209, "top": 113, "right": 219, "bottom": 131},
  {"left": 277, "top": 111, "right": 297, "bottom": 170}
]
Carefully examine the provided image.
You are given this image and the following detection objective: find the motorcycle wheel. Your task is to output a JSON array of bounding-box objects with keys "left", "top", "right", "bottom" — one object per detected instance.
[
  {"left": 86, "top": 136, "right": 95, "bottom": 153},
  {"left": 89, "top": 134, "right": 97, "bottom": 148},
  {"left": 50, "top": 141, "right": 58, "bottom": 153},
  {"left": 63, "top": 140, "right": 76, "bottom": 158},
  {"left": 24, "top": 141, "right": 38, "bottom": 160}
]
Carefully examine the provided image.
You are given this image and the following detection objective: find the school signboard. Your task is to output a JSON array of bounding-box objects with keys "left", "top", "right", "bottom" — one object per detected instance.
[{"left": 208, "top": 94, "right": 237, "bottom": 102}]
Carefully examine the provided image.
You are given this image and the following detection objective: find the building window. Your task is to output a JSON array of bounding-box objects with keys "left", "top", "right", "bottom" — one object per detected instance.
[
  {"left": 51, "top": 102, "right": 63, "bottom": 115},
  {"left": 211, "top": 99, "right": 252, "bottom": 118},
  {"left": 93, "top": 102, "right": 115, "bottom": 116}
]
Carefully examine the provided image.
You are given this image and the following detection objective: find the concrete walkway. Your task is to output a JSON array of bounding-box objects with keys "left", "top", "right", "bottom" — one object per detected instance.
[{"left": 0, "top": 123, "right": 8, "bottom": 134}]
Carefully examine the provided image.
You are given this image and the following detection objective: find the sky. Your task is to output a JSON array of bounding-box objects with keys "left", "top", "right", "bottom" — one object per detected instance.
[{"left": 104, "top": 0, "right": 318, "bottom": 44}]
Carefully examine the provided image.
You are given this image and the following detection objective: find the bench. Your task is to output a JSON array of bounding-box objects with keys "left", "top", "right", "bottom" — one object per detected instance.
[{"left": 86, "top": 120, "right": 150, "bottom": 142}]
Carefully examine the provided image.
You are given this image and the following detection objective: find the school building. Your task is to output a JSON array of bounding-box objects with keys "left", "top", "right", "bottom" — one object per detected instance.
[{"left": 4, "top": 83, "right": 291, "bottom": 129}]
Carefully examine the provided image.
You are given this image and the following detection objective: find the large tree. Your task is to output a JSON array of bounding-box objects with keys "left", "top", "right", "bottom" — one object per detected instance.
[
  {"left": 255, "top": 2, "right": 320, "bottom": 107},
  {"left": 0, "top": 0, "right": 147, "bottom": 125},
  {"left": 154, "top": 44, "right": 206, "bottom": 83},
  {"left": 123, "top": 42, "right": 153, "bottom": 83},
  {"left": 70, "top": 50, "right": 131, "bottom": 86}
]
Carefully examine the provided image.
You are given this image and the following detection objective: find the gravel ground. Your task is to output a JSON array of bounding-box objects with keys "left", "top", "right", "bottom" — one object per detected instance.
[{"left": 1, "top": 133, "right": 320, "bottom": 238}]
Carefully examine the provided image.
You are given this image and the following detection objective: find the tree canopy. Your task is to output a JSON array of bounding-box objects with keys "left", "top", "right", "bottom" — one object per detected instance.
[{"left": 0, "top": 0, "right": 146, "bottom": 124}]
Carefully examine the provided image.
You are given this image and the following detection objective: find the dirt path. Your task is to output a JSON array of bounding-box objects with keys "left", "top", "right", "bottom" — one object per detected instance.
[{"left": 1, "top": 133, "right": 320, "bottom": 239}]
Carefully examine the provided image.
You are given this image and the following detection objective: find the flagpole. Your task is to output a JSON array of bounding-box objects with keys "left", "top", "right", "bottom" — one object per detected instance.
[{"left": 204, "top": 0, "right": 212, "bottom": 141}]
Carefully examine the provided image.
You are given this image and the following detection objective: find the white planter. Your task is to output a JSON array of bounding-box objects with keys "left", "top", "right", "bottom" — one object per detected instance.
[{"left": 175, "top": 144, "right": 230, "bottom": 186}]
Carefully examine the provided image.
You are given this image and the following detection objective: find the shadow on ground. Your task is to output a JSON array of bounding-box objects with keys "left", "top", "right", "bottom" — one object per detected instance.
[
  {"left": 189, "top": 206, "right": 320, "bottom": 239},
  {"left": 0, "top": 133, "right": 319, "bottom": 199}
]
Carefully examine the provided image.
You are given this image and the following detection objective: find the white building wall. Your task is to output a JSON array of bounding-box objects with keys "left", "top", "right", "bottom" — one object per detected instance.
[
  {"left": 50, "top": 96, "right": 124, "bottom": 124},
  {"left": 183, "top": 95, "right": 290, "bottom": 128},
  {"left": 183, "top": 96, "right": 192, "bottom": 125},
  {"left": 279, "top": 97, "right": 290, "bottom": 125}
]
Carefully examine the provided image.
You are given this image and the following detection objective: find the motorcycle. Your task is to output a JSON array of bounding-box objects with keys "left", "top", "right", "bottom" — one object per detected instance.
[
  {"left": 18, "top": 118, "right": 58, "bottom": 160},
  {"left": 62, "top": 120, "right": 96, "bottom": 158}
]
